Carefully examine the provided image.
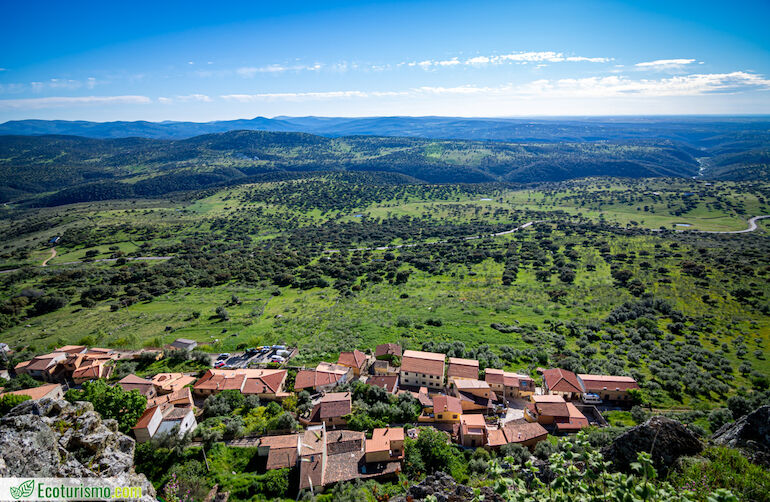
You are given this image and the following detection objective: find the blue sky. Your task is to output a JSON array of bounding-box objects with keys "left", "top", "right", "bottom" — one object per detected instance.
[{"left": 1, "top": 0, "right": 769, "bottom": 121}]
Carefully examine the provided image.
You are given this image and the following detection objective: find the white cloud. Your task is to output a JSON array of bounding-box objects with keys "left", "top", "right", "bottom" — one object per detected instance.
[
  {"left": 176, "top": 94, "right": 212, "bottom": 102},
  {"left": 158, "top": 97, "right": 172, "bottom": 104},
  {"left": 219, "top": 71, "right": 770, "bottom": 104},
  {"left": 406, "top": 51, "right": 612, "bottom": 69},
  {"left": 417, "top": 71, "right": 770, "bottom": 98},
  {"left": 0, "top": 95, "right": 152, "bottom": 109},
  {"left": 236, "top": 63, "right": 323, "bottom": 77},
  {"left": 221, "top": 90, "right": 408, "bottom": 102},
  {"left": 635, "top": 58, "right": 697, "bottom": 70}
]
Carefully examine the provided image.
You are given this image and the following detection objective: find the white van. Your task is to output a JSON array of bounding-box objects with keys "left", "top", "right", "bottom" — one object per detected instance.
[{"left": 581, "top": 393, "right": 602, "bottom": 405}]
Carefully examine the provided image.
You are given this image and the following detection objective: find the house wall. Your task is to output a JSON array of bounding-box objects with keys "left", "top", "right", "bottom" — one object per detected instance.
[
  {"left": 401, "top": 370, "right": 443, "bottom": 389},
  {"left": 134, "top": 410, "right": 162, "bottom": 443},
  {"left": 323, "top": 416, "right": 347, "bottom": 427},
  {"left": 586, "top": 389, "right": 632, "bottom": 401},
  {"left": 435, "top": 411, "right": 461, "bottom": 423},
  {"left": 462, "top": 432, "right": 485, "bottom": 448}
]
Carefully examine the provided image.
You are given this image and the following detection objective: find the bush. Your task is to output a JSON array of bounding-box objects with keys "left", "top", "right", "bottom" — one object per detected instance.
[
  {"left": 65, "top": 379, "right": 147, "bottom": 433},
  {"left": 0, "top": 394, "right": 31, "bottom": 414},
  {"left": 708, "top": 408, "right": 733, "bottom": 431}
]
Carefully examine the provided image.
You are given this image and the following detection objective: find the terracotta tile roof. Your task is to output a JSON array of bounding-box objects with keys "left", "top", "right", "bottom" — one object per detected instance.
[
  {"left": 193, "top": 369, "right": 285, "bottom": 394},
  {"left": 151, "top": 373, "right": 197, "bottom": 392},
  {"left": 485, "top": 368, "right": 529, "bottom": 387},
  {"left": 337, "top": 350, "right": 367, "bottom": 370},
  {"left": 294, "top": 368, "right": 344, "bottom": 391},
  {"left": 375, "top": 343, "right": 402, "bottom": 358},
  {"left": 132, "top": 405, "right": 162, "bottom": 430},
  {"left": 266, "top": 447, "right": 298, "bottom": 470},
  {"left": 367, "top": 375, "right": 398, "bottom": 393},
  {"left": 535, "top": 402, "right": 570, "bottom": 418},
  {"left": 54, "top": 345, "right": 87, "bottom": 354},
  {"left": 24, "top": 353, "right": 63, "bottom": 371},
  {"left": 447, "top": 357, "right": 479, "bottom": 379},
  {"left": 578, "top": 374, "right": 640, "bottom": 392},
  {"left": 502, "top": 420, "right": 548, "bottom": 444},
  {"left": 453, "top": 378, "right": 490, "bottom": 391},
  {"left": 72, "top": 362, "right": 106, "bottom": 380},
  {"left": 461, "top": 413, "right": 486, "bottom": 427},
  {"left": 243, "top": 371, "right": 285, "bottom": 394},
  {"left": 118, "top": 374, "right": 155, "bottom": 396},
  {"left": 0, "top": 383, "right": 61, "bottom": 401},
  {"left": 13, "top": 360, "right": 30, "bottom": 371},
  {"left": 309, "top": 392, "right": 352, "bottom": 421},
  {"left": 301, "top": 429, "right": 325, "bottom": 455},
  {"left": 298, "top": 452, "right": 323, "bottom": 490},
  {"left": 401, "top": 350, "right": 445, "bottom": 377},
  {"left": 432, "top": 395, "right": 462, "bottom": 414},
  {"left": 261, "top": 434, "right": 299, "bottom": 449},
  {"left": 162, "top": 407, "right": 192, "bottom": 421},
  {"left": 532, "top": 394, "right": 566, "bottom": 403},
  {"left": 487, "top": 428, "right": 507, "bottom": 447},
  {"left": 147, "top": 388, "right": 193, "bottom": 408},
  {"left": 366, "top": 427, "right": 404, "bottom": 453},
  {"left": 542, "top": 368, "right": 585, "bottom": 394}
]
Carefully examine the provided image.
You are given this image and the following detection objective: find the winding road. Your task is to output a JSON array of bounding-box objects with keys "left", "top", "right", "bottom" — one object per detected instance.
[
  {"left": 40, "top": 247, "right": 56, "bottom": 267},
  {"left": 692, "top": 214, "right": 770, "bottom": 234}
]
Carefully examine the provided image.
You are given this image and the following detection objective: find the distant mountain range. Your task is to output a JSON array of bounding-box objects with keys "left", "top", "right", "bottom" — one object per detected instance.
[
  {"left": 2, "top": 115, "right": 770, "bottom": 146},
  {"left": 0, "top": 117, "right": 767, "bottom": 207}
]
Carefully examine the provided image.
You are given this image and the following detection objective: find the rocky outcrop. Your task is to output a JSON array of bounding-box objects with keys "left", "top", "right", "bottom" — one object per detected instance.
[
  {"left": 712, "top": 405, "right": 770, "bottom": 466},
  {"left": 0, "top": 398, "right": 155, "bottom": 501},
  {"left": 601, "top": 416, "right": 703, "bottom": 475},
  {"left": 392, "top": 471, "right": 504, "bottom": 502}
]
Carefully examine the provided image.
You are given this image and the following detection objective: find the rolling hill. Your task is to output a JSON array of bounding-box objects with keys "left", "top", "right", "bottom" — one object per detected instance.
[{"left": 0, "top": 130, "right": 702, "bottom": 206}]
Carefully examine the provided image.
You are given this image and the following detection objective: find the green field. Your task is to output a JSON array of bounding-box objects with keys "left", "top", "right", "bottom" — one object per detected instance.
[{"left": 1, "top": 175, "right": 769, "bottom": 410}]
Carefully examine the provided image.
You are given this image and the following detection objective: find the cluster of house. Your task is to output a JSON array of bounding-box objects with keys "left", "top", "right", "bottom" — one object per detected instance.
[
  {"left": 12, "top": 345, "right": 117, "bottom": 383},
  {"left": 2, "top": 341, "right": 640, "bottom": 494}
]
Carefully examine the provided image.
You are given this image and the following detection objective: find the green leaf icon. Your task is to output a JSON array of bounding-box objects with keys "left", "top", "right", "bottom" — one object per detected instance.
[{"left": 10, "top": 480, "right": 34, "bottom": 499}]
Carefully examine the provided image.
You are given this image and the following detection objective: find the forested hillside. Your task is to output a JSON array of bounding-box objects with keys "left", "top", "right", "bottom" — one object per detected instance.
[{"left": 0, "top": 131, "right": 701, "bottom": 206}]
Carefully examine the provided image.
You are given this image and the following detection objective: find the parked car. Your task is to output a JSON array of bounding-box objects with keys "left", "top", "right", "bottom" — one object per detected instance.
[
  {"left": 581, "top": 393, "right": 602, "bottom": 405},
  {"left": 245, "top": 348, "right": 257, "bottom": 355},
  {"left": 214, "top": 361, "right": 226, "bottom": 368},
  {"left": 217, "top": 353, "right": 230, "bottom": 360},
  {"left": 270, "top": 356, "right": 285, "bottom": 363}
]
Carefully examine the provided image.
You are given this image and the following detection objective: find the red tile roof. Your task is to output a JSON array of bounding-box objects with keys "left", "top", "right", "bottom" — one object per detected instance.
[
  {"left": 486, "top": 429, "right": 507, "bottom": 447},
  {"left": 367, "top": 375, "right": 398, "bottom": 393},
  {"left": 502, "top": 420, "right": 548, "bottom": 444},
  {"left": 294, "top": 368, "right": 345, "bottom": 391},
  {"left": 432, "top": 395, "right": 462, "bottom": 414},
  {"left": 447, "top": 357, "right": 479, "bottom": 379},
  {"left": 401, "top": 350, "right": 445, "bottom": 377},
  {"left": 0, "top": 383, "right": 61, "bottom": 401},
  {"left": 542, "top": 368, "right": 585, "bottom": 394},
  {"left": 375, "top": 343, "right": 402, "bottom": 358},
  {"left": 337, "top": 350, "right": 367, "bottom": 370},
  {"left": 365, "top": 427, "right": 404, "bottom": 453},
  {"left": 309, "top": 392, "right": 352, "bottom": 421},
  {"left": 132, "top": 405, "right": 163, "bottom": 430},
  {"left": 578, "top": 374, "right": 640, "bottom": 392},
  {"left": 485, "top": 368, "right": 529, "bottom": 387}
]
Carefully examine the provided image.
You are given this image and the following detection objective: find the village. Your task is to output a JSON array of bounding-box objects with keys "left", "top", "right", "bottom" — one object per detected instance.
[{"left": 0, "top": 339, "right": 640, "bottom": 494}]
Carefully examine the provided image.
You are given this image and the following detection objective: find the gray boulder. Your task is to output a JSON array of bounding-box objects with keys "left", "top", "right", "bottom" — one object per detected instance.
[
  {"left": 0, "top": 398, "right": 155, "bottom": 501},
  {"left": 601, "top": 416, "right": 703, "bottom": 475},
  {"left": 712, "top": 405, "right": 770, "bottom": 466},
  {"left": 393, "top": 471, "right": 504, "bottom": 502}
]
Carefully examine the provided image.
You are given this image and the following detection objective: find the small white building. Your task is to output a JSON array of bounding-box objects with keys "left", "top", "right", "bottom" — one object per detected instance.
[{"left": 132, "top": 404, "right": 197, "bottom": 442}]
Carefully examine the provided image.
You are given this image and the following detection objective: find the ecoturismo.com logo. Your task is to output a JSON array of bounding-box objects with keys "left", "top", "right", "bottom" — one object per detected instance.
[
  {"left": 1, "top": 478, "right": 142, "bottom": 501},
  {"left": 9, "top": 480, "right": 34, "bottom": 499}
]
